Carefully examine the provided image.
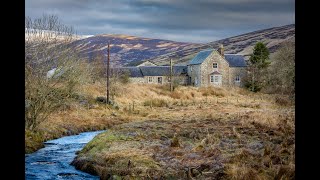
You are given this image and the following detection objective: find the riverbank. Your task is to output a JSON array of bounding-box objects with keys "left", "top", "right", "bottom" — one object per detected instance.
[
  {"left": 26, "top": 81, "right": 142, "bottom": 153},
  {"left": 26, "top": 130, "right": 105, "bottom": 179},
  {"left": 70, "top": 84, "right": 295, "bottom": 179}
]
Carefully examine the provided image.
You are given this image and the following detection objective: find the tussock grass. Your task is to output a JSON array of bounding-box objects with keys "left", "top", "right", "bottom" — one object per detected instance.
[{"left": 27, "top": 82, "right": 294, "bottom": 179}]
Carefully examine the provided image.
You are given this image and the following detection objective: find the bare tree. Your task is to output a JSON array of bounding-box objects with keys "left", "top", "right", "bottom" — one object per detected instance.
[
  {"left": 25, "top": 14, "right": 91, "bottom": 130},
  {"left": 265, "top": 41, "right": 295, "bottom": 97}
]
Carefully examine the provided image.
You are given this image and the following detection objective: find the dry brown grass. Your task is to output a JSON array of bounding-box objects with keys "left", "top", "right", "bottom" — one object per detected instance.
[
  {"left": 27, "top": 82, "right": 294, "bottom": 179},
  {"left": 71, "top": 82, "right": 294, "bottom": 178}
]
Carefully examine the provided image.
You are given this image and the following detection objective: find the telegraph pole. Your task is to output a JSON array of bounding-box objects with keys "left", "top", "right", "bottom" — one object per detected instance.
[
  {"left": 170, "top": 58, "right": 173, "bottom": 92},
  {"left": 106, "top": 41, "right": 110, "bottom": 104}
]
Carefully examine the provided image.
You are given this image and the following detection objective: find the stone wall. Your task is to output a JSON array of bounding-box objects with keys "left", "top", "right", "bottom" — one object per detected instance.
[
  {"left": 129, "top": 77, "right": 145, "bottom": 83},
  {"left": 144, "top": 76, "right": 162, "bottom": 84},
  {"left": 200, "top": 51, "right": 230, "bottom": 87},
  {"left": 172, "top": 75, "right": 188, "bottom": 85},
  {"left": 228, "top": 67, "right": 247, "bottom": 87},
  {"left": 187, "top": 64, "right": 202, "bottom": 87}
]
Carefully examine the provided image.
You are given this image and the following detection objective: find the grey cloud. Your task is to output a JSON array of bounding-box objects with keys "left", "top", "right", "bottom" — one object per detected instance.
[{"left": 25, "top": 0, "right": 294, "bottom": 43}]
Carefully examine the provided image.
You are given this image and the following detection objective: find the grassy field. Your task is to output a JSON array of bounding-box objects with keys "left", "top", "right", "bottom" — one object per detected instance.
[{"left": 60, "top": 83, "right": 295, "bottom": 179}]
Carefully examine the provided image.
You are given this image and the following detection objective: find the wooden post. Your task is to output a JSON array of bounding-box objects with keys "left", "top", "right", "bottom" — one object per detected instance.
[
  {"left": 106, "top": 41, "right": 110, "bottom": 105},
  {"left": 170, "top": 59, "right": 173, "bottom": 92},
  {"left": 133, "top": 101, "right": 135, "bottom": 111}
]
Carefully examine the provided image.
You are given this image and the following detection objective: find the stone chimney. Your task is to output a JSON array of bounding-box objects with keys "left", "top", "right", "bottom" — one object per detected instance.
[{"left": 218, "top": 44, "right": 224, "bottom": 57}]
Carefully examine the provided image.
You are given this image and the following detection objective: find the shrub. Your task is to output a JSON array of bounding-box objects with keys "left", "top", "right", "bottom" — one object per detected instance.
[
  {"left": 275, "top": 96, "right": 291, "bottom": 106},
  {"left": 96, "top": 96, "right": 107, "bottom": 104},
  {"left": 143, "top": 99, "right": 168, "bottom": 107}
]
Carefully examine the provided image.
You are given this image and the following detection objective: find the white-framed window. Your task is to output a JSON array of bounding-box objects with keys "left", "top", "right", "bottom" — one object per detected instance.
[
  {"left": 213, "top": 63, "right": 218, "bottom": 69},
  {"left": 235, "top": 75, "right": 240, "bottom": 82},
  {"left": 210, "top": 75, "right": 222, "bottom": 85},
  {"left": 214, "top": 75, "right": 219, "bottom": 82},
  {"left": 158, "top": 77, "right": 162, "bottom": 84},
  {"left": 148, "top": 77, "right": 152, "bottom": 82}
]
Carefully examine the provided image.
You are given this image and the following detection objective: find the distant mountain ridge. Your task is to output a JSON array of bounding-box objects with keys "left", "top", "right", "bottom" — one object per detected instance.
[
  {"left": 70, "top": 34, "right": 200, "bottom": 67},
  {"left": 70, "top": 24, "right": 294, "bottom": 66},
  {"left": 149, "top": 24, "right": 295, "bottom": 65}
]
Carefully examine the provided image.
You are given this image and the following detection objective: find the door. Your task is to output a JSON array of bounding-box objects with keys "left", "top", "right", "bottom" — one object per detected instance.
[{"left": 158, "top": 77, "right": 162, "bottom": 84}]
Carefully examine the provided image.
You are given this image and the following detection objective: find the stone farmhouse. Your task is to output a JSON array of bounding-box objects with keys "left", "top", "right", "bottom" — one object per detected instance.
[{"left": 111, "top": 45, "right": 247, "bottom": 87}]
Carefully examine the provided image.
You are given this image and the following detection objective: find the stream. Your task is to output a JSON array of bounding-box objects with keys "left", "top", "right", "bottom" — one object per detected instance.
[{"left": 25, "top": 130, "right": 105, "bottom": 180}]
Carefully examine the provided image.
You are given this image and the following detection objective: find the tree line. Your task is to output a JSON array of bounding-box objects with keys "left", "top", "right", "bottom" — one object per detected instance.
[{"left": 244, "top": 41, "right": 295, "bottom": 100}]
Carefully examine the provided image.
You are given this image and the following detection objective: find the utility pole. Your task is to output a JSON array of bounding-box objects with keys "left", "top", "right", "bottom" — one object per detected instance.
[
  {"left": 170, "top": 58, "right": 173, "bottom": 92},
  {"left": 106, "top": 41, "right": 110, "bottom": 104}
]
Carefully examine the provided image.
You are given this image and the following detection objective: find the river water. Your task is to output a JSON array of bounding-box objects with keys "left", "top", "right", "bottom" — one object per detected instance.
[{"left": 25, "top": 130, "right": 105, "bottom": 180}]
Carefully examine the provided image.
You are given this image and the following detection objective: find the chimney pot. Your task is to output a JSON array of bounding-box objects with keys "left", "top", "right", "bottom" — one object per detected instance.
[{"left": 218, "top": 44, "right": 224, "bottom": 57}]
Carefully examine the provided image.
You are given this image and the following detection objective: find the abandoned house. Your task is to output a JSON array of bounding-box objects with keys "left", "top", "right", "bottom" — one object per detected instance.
[{"left": 111, "top": 45, "right": 247, "bottom": 87}]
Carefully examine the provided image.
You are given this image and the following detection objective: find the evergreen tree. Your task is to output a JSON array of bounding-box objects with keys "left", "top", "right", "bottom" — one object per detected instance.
[{"left": 245, "top": 42, "right": 270, "bottom": 92}]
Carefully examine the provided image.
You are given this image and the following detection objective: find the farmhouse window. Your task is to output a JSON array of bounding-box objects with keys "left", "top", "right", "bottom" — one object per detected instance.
[
  {"left": 148, "top": 77, "right": 152, "bottom": 82},
  {"left": 158, "top": 77, "right": 162, "bottom": 84},
  {"left": 214, "top": 75, "right": 219, "bottom": 82},
  {"left": 210, "top": 75, "right": 214, "bottom": 82},
  {"left": 213, "top": 63, "right": 218, "bottom": 69},
  {"left": 235, "top": 75, "right": 240, "bottom": 82}
]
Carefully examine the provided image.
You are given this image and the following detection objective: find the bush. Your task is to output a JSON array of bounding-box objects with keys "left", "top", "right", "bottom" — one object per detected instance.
[
  {"left": 275, "top": 96, "right": 291, "bottom": 106},
  {"left": 143, "top": 99, "right": 169, "bottom": 107},
  {"left": 200, "top": 87, "right": 226, "bottom": 97},
  {"left": 119, "top": 72, "right": 130, "bottom": 84},
  {"left": 244, "top": 81, "right": 262, "bottom": 93},
  {"left": 96, "top": 96, "right": 107, "bottom": 104}
]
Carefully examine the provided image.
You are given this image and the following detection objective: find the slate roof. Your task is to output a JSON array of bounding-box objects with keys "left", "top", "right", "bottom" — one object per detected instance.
[
  {"left": 140, "top": 66, "right": 187, "bottom": 76},
  {"left": 189, "top": 49, "right": 213, "bottom": 65},
  {"left": 110, "top": 67, "right": 143, "bottom": 77},
  {"left": 224, "top": 54, "right": 247, "bottom": 67},
  {"left": 188, "top": 49, "right": 247, "bottom": 67},
  {"left": 111, "top": 66, "right": 187, "bottom": 77}
]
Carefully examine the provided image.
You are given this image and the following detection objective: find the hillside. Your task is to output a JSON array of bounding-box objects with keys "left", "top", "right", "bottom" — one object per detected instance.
[
  {"left": 150, "top": 24, "right": 295, "bottom": 65},
  {"left": 69, "top": 24, "right": 294, "bottom": 66},
  {"left": 69, "top": 34, "right": 200, "bottom": 67}
]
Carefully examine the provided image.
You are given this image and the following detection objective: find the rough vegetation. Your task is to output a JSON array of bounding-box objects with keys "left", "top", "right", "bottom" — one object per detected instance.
[
  {"left": 25, "top": 15, "right": 295, "bottom": 179},
  {"left": 70, "top": 83, "right": 294, "bottom": 179}
]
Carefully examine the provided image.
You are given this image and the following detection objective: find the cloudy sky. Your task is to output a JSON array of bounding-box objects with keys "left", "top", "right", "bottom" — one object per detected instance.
[{"left": 25, "top": 0, "right": 295, "bottom": 43}]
